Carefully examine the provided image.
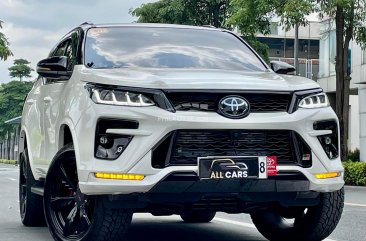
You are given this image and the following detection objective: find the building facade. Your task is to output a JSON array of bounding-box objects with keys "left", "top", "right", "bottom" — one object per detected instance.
[
  {"left": 317, "top": 19, "right": 366, "bottom": 160},
  {"left": 256, "top": 21, "right": 321, "bottom": 80}
]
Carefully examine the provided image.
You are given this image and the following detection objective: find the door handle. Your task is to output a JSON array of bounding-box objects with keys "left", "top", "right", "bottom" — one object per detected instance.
[
  {"left": 26, "top": 99, "right": 35, "bottom": 105},
  {"left": 43, "top": 96, "right": 52, "bottom": 103}
]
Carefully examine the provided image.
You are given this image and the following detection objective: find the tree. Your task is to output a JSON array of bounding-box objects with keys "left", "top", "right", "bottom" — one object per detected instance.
[
  {"left": 0, "top": 20, "right": 13, "bottom": 61},
  {"left": 131, "top": 0, "right": 230, "bottom": 27},
  {"left": 230, "top": 0, "right": 366, "bottom": 160},
  {"left": 322, "top": 0, "right": 366, "bottom": 160},
  {"left": 0, "top": 81, "right": 33, "bottom": 141},
  {"left": 131, "top": 0, "right": 269, "bottom": 60},
  {"left": 8, "top": 58, "right": 34, "bottom": 81}
]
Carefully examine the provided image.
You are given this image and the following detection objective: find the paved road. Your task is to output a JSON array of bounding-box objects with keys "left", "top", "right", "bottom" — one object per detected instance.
[{"left": 0, "top": 163, "right": 365, "bottom": 241}]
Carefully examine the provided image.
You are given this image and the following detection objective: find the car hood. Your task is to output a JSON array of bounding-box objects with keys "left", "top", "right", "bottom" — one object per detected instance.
[{"left": 79, "top": 66, "right": 320, "bottom": 91}]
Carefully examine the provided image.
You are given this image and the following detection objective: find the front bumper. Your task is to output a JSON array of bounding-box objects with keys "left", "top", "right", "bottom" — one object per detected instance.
[
  {"left": 76, "top": 104, "right": 344, "bottom": 195},
  {"left": 101, "top": 173, "right": 322, "bottom": 211}
]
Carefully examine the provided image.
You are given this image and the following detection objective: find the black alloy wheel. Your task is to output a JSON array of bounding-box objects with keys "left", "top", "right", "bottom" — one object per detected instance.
[
  {"left": 44, "top": 144, "right": 132, "bottom": 241},
  {"left": 19, "top": 148, "right": 46, "bottom": 226},
  {"left": 44, "top": 151, "right": 94, "bottom": 240}
]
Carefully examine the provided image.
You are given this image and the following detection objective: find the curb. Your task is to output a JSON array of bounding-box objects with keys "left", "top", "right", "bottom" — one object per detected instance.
[{"left": 345, "top": 185, "right": 366, "bottom": 190}]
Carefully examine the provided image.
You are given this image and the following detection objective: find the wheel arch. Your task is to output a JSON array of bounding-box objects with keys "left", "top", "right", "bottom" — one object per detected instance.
[
  {"left": 55, "top": 121, "right": 83, "bottom": 180},
  {"left": 19, "top": 128, "right": 28, "bottom": 155},
  {"left": 58, "top": 124, "right": 75, "bottom": 149},
  {"left": 19, "top": 127, "right": 39, "bottom": 180}
]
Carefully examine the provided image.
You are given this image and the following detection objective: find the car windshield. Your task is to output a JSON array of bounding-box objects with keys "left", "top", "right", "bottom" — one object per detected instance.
[{"left": 84, "top": 26, "right": 267, "bottom": 72}]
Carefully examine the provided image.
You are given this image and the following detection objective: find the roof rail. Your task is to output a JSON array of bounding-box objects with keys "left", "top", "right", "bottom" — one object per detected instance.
[
  {"left": 201, "top": 25, "right": 216, "bottom": 28},
  {"left": 80, "top": 22, "right": 93, "bottom": 26}
]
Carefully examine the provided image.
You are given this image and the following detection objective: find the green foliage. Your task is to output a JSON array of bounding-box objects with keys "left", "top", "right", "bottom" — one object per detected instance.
[
  {"left": 228, "top": 0, "right": 316, "bottom": 37},
  {"left": 131, "top": 0, "right": 187, "bottom": 25},
  {"left": 245, "top": 36, "right": 269, "bottom": 62},
  {"left": 0, "top": 81, "right": 33, "bottom": 140},
  {"left": 347, "top": 149, "right": 360, "bottom": 162},
  {"left": 8, "top": 58, "right": 34, "bottom": 81},
  {"left": 343, "top": 161, "right": 366, "bottom": 186},
  {"left": 319, "top": 0, "right": 366, "bottom": 48},
  {"left": 131, "top": 0, "right": 230, "bottom": 28},
  {"left": 0, "top": 20, "right": 13, "bottom": 61},
  {"left": 0, "top": 159, "right": 17, "bottom": 164}
]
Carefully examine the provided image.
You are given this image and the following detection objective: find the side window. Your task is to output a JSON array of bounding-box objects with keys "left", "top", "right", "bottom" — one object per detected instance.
[
  {"left": 63, "top": 32, "right": 79, "bottom": 71},
  {"left": 53, "top": 40, "right": 69, "bottom": 57},
  {"left": 45, "top": 31, "right": 79, "bottom": 82},
  {"left": 65, "top": 44, "right": 75, "bottom": 71},
  {"left": 43, "top": 40, "right": 71, "bottom": 84}
]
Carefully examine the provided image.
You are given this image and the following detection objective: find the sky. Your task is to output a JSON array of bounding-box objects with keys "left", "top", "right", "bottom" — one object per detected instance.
[{"left": 0, "top": 0, "right": 155, "bottom": 83}]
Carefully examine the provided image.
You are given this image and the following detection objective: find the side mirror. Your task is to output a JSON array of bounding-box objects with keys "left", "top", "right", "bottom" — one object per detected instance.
[
  {"left": 270, "top": 61, "right": 296, "bottom": 75},
  {"left": 37, "top": 56, "right": 71, "bottom": 79}
]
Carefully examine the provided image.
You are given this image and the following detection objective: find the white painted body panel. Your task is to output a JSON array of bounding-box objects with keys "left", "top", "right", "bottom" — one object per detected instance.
[{"left": 21, "top": 64, "right": 344, "bottom": 195}]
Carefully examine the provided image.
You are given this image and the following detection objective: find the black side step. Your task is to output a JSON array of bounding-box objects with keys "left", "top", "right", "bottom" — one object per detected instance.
[{"left": 31, "top": 180, "right": 45, "bottom": 196}]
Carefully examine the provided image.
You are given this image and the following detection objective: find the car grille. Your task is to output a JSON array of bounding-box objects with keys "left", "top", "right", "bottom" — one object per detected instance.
[
  {"left": 164, "top": 92, "right": 292, "bottom": 112},
  {"left": 152, "top": 130, "right": 311, "bottom": 168}
]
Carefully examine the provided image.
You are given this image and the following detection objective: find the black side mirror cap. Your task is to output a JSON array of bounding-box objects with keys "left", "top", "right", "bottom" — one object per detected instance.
[
  {"left": 270, "top": 61, "right": 296, "bottom": 75},
  {"left": 37, "top": 56, "right": 71, "bottom": 79}
]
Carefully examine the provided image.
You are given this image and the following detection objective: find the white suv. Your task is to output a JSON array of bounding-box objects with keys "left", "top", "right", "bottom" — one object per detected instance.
[{"left": 19, "top": 23, "right": 344, "bottom": 241}]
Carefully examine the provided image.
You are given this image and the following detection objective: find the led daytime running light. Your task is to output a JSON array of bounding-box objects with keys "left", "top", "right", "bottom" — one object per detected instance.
[
  {"left": 95, "top": 172, "right": 145, "bottom": 180},
  {"left": 91, "top": 88, "right": 155, "bottom": 107},
  {"left": 299, "top": 93, "right": 330, "bottom": 109}
]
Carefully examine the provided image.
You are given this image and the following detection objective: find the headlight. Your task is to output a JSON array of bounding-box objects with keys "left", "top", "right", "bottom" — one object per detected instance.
[
  {"left": 299, "top": 93, "right": 330, "bottom": 109},
  {"left": 89, "top": 87, "right": 155, "bottom": 107}
]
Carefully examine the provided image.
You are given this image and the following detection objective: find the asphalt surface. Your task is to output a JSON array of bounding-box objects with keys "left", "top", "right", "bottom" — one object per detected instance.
[{"left": 0, "top": 163, "right": 365, "bottom": 241}]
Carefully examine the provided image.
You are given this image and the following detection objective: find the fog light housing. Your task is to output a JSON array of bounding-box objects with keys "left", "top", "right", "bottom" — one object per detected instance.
[
  {"left": 95, "top": 119, "right": 138, "bottom": 160},
  {"left": 313, "top": 120, "right": 339, "bottom": 159}
]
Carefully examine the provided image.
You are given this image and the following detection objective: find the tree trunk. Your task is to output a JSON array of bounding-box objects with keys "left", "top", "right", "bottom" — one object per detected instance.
[{"left": 335, "top": 5, "right": 353, "bottom": 160}]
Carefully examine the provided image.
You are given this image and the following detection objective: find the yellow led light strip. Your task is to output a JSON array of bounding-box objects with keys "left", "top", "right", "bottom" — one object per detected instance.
[
  {"left": 95, "top": 172, "right": 145, "bottom": 181},
  {"left": 314, "top": 172, "right": 341, "bottom": 179}
]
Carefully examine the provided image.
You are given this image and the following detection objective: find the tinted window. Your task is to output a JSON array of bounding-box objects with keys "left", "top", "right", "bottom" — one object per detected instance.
[
  {"left": 84, "top": 27, "right": 266, "bottom": 72},
  {"left": 53, "top": 40, "right": 69, "bottom": 57},
  {"left": 52, "top": 32, "right": 79, "bottom": 71}
]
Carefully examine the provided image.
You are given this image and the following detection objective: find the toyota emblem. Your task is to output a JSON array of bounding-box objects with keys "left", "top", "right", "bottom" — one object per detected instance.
[{"left": 218, "top": 96, "right": 250, "bottom": 119}]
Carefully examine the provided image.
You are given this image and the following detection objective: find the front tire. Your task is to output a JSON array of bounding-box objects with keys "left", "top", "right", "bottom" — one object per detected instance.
[
  {"left": 44, "top": 144, "right": 132, "bottom": 241},
  {"left": 180, "top": 211, "right": 216, "bottom": 223},
  {"left": 251, "top": 188, "right": 344, "bottom": 241},
  {"left": 19, "top": 148, "right": 46, "bottom": 226}
]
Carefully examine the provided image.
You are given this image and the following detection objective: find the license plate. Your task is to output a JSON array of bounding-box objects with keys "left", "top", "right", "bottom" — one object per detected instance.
[{"left": 198, "top": 156, "right": 277, "bottom": 179}]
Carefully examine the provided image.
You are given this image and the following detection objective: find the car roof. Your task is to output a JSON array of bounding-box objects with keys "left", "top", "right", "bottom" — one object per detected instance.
[{"left": 77, "top": 22, "right": 222, "bottom": 32}]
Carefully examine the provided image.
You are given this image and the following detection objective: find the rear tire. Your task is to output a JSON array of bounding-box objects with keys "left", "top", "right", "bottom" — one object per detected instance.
[
  {"left": 180, "top": 211, "right": 216, "bottom": 223},
  {"left": 251, "top": 187, "right": 344, "bottom": 241},
  {"left": 44, "top": 144, "right": 132, "bottom": 241},
  {"left": 19, "top": 148, "right": 46, "bottom": 226}
]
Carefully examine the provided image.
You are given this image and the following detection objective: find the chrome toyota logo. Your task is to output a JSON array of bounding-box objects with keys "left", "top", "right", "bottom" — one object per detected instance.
[{"left": 218, "top": 96, "right": 250, "bottom": 119}]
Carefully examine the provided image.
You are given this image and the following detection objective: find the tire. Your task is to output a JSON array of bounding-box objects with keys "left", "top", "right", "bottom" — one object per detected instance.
[
  {"left": 180, "top": 211, "right": 216, "bottom": 223},
  {"left": 44, "top": 144, "right": 133, "bottom": 241},
  {"left": 251, "top": 187, "right": 344, "bottom": 241},
  {"left": 19, "top": 148, "right": 46, "bottom": 226}
]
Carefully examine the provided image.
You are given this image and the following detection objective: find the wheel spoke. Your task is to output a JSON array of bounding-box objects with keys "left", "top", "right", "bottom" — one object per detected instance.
[
  {"left": 21, "top": 198, "right": 27, "bottom": 214},
  {"left": 21, "top": 184, "right": 27, "bottom": 194},
  {"left": 78, "top": 208, "right": 91, "bottom": 231},
  {"left": 63, "top": 205, "right": 79, "bottom": 237},
  {"left": 22, "top": 160, "right": 27, "bottom": 179},
  {"left": 59, "top": 165, "right": 76, "bottom": 191},
  {"left": 50, "top": 197, "right": 75, "bottom": 211}
]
